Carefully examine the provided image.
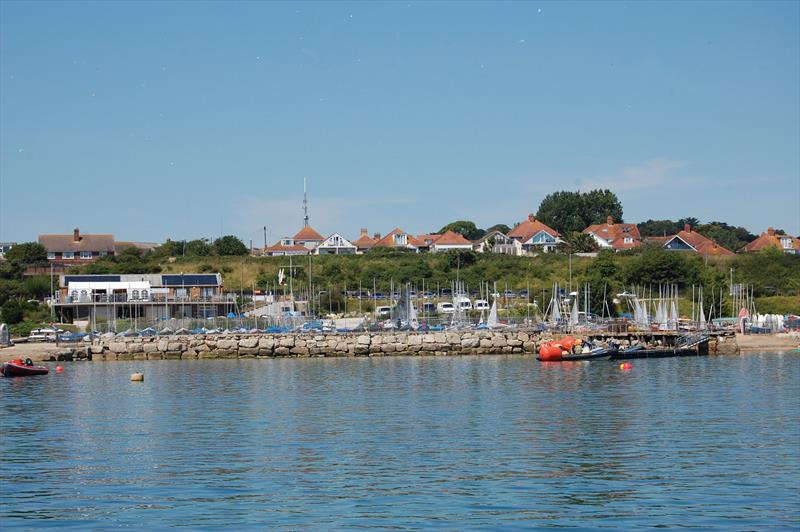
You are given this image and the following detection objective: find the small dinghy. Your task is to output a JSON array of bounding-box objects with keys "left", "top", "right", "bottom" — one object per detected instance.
[
  {"left": 561, "top": 346, "right": 618, "bottom": 361},
  {"left": 1, "top": 359, "right": 49, "bottom": 377}
]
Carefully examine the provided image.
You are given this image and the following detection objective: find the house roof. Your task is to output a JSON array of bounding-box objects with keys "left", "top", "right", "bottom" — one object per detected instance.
[
  {"left": 740, "top": 228, "right": 800, "bottom": 253},
  {"left": 668, "top": 225, "right": 734, "bottom": 256},
  {"left": 373, "top": 228, "right": 418, "bottom": 248},
  {"left": 475, "top": 230, "right": 509, "bottom": 244},
  {"left": 293, "top": 225, "right": 324, "bottom": 242},
  {"left": 415, "top": 233, "right": 441, "bottom": 247},
  {"left": 318, "top": 233, "right": 357, "bottom": 248},
  {"left": 39, "top": 230, "right": 115, "bottom": 253},
  {"left": 583, "top": 216, "right": 641, "bottom": 250},
  {"left": 431, "top": 230, "right": 472, "bottom": 246},
  {"left": 353, "top": 233, "right": 377, "bottom": 248},
  {"left": 508, "top": 214, "right": 560, "bottom": 241},
  {"left": 264, "top": 240, "right": 309, "bottom": 254}
]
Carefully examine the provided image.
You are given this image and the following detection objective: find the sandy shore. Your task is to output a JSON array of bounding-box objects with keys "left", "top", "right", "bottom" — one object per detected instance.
[
  {"left": 0, "top": 343, "right": 70, "bottom": 362},
  {"left": 736, "top": 333, "right": 800, "bottom": 352}
]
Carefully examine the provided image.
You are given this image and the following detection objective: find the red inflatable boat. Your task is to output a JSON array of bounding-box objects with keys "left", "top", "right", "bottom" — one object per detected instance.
[{"left": 1, "top": 359, "right": 49, "bottom": 377}]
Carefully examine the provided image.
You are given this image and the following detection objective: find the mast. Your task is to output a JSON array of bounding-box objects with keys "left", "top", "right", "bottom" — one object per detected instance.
[{"left": 303, "top": 177, "right": 309, "bottom": 228}]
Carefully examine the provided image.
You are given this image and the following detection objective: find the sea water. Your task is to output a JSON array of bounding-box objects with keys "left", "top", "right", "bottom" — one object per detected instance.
[{"left": 1, "top": 354, "right": 798, "bottom": 529}]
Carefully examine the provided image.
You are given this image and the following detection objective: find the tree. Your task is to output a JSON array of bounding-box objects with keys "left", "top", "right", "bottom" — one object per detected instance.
[
  {"left": 4, "top": 242, "right": 47, "bottom": 265},
  {"left": 212, "top": 235, "right": 248, "bottom": 256},
  {"left": 637, "top": 219, "right": 681, "bottom": 237},
  {"left": 536, "top": 189, "right": 623, "bottom": 234},
  {"left": 486, "top": 223, "right": 511, "bottom": 234},
  {"left": 695, "top": 222, "right": 756, "bottom": 252},
  {"left": 23, "top": 276, "right": 51, "bottom": 300},
  {"left": 185, "top": 239, "right": 212, "bottom": 256},
  {"left": 1, "top": 299, "right": 24, "bottom": 324},
  {"left": 436, "top": 221, "right": 484, "bottom": 240},
  {"left": 563, "top": 232, "right": 599, "bottom": 253}
]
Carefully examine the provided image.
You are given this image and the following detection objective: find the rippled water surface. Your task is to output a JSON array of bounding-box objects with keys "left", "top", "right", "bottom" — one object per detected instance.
[{"left": 2, "top": 354, "right": 799, "bottom": 529}]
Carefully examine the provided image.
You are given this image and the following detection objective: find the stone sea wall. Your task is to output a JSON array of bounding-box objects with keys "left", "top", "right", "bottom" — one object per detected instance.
[{"left": 87, "top": 331, "right": 542, "bottom": 360}]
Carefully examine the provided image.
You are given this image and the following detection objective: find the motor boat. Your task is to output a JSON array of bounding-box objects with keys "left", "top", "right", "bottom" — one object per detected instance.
[{"left": 1, "top": 358, "right": 50, "bottom": 377}]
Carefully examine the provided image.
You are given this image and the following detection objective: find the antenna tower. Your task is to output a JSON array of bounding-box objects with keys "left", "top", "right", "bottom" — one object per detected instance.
[{"left": 303, "top": 177, "right": 309, "bottom": 227}]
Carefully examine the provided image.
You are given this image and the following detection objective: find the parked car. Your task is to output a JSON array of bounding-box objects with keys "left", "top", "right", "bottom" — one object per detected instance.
[
  {"left": 373, "top": 292, "right": 386, "bottom": 300},
  {"left": 375, "top": 306, "right": 392, "bottom": 317},
  {"left": 421, "top": 302, "right": 436, "bottom": 313},
  {"left": 457, "top": 300, "right": 472, "bottom": 311},
  {"left": 437, "top": 302, "right": 455, "bottom": 314},
  {"left": 422, "top": 291, "right": 434, "bottom": 299},
  {"left": 518, "top": 289, "right": 529, "bottom": 298}
]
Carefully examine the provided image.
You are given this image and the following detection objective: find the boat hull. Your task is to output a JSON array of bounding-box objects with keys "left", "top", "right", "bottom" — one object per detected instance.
[
  {"left": 611, "top": 348, "right": 702, "bottom": 360},
  {"left": 560, "top": 347, "right": 618, "bottom": 361},
  {"left": 1, "top": 362, "right": 50, "bottom": 377}
]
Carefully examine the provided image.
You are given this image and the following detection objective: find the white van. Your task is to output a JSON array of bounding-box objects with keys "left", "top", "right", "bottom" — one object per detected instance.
[
  {"left": 437, "top": 302, "right": 455, "bottom": 314},
  {"left": 375, "top": 306, "right": 392, "bottom": 318},
  {"left": 457, "top": 299, "right": 472, "bottom": 311},
  {"left": 473, "top": 299, "right": 489, "bottom": 310}
]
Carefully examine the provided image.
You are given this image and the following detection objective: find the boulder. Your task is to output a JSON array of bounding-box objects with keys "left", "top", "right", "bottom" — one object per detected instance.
[{"left": 239, "top": 337, "right": 258, "bottom": 348}]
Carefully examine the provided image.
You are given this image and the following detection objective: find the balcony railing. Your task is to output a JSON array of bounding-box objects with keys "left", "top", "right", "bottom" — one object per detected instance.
[{"left": 53, "top": 293, "right": 235, "bottom": 305}]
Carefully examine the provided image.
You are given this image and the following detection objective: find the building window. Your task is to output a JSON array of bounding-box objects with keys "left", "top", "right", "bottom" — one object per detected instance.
[
  {"left": 47, "top": 252, "right": 56, "bottom": 260},
  {"left": 63, "top": 252, "right": 74, "bottom": 259},
  {"left": 394, "top": 234, "right": 407, "bottom": 245},
  {"left": 781, "top": 238, "right": 791, "bottom": 249},
  {"left": 624, "top": 237, "right": 633, "bottom": 244},
  {"left": 80, "top": 251, "right": 92, "bottom": 259},
  {"left": 99, "top": 251, "right": 108, "bottom": 257}
]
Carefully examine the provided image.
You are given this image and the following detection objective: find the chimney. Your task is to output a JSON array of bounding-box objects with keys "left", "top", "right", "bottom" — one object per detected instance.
[
  {"left": 73, "top": 228, "right": 80, "bottom": 242},
  {"left": 607, "top": 215, "right": 613, "bottom": 225},
  {"left": 684, "top": 223, "right": 691, "bottom": 232},
  {"left": 767, "top": 227, "right": 775, "bottom": 236},
  {"left": 528, "top": 214, "right": 536, "bottom": 222},
  {"left": 373, "top": 232, "right": 381, "bottom": 241},
  {"left": 360, "top": 228, "right": 368, "bottom": 237}
]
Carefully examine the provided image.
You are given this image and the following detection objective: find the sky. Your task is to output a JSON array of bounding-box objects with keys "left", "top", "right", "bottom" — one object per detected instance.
[{"left": 1, "top": 0, "right": 798, "bottom": 246}]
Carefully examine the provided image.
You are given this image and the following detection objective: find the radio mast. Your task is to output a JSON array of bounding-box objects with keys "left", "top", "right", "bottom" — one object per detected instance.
[{"left": 302, "top": 177, "right": 309, "bottom": 228}]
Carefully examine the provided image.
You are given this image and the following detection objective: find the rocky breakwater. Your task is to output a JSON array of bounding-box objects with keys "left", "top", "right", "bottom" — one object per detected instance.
[{"left": 89, "top": 330, "right": 541, "bottom": 360}]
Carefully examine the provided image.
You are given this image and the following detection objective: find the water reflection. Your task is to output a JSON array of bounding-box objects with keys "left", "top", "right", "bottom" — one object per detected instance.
[{"left": 1, "top": 355, "right": 798, "bottom": 529}]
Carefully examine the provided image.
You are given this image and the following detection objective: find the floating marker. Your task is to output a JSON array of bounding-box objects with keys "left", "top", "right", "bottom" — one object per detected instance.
[
  {"left": 55, "top": 366, "right": 63, "bottom": 373},
  {"left": 130, "top": 373, "right": 144, "bottom": 382}
]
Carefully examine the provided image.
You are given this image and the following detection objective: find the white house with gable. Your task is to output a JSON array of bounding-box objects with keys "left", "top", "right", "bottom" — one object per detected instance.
[{"left": 313, "top": 233, "right": 358, "bottom": 255}]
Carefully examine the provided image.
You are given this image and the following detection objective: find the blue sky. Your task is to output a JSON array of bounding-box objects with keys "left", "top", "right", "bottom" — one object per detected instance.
[{"left": 1, "top": 0, "right": 798, "bottom": 246}]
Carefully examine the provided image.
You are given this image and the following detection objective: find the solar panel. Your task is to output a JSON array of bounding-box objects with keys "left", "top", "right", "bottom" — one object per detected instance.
[
  {"left": 161, "top": 274, "right": 219, "bottom": 286},
  {"left": 64, "top": 275, "right": 121, "bottom": 283}
]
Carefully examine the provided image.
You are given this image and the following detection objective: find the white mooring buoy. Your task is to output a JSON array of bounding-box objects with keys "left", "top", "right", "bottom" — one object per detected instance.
[{"left": 130, "top": 372, "right": 144, "bottom": 382}]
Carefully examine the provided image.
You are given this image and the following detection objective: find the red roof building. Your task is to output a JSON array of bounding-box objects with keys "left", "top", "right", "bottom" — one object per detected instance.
[
  {"left": 352, "top": 228, "right": 378, "bottom": 253},
  {"left": 740, "top": 228, "right": 800, "bottom": 254},
  {"left": 264, "top": 237, "right": 310, "bottom": 257},
  {"left": 372, "top": 228, "right": 420, "bottom": 251},
  {"left": 663, "top": 224, "right": 734, "bottom": 256},
  {"left": 293, "top": 225, "right": 324, "bottom": 249},
  {"left": 39, "top": 228, "right": 115, "bottom": 264},
  {"left": 508, "top": 214, "right": 562, "bottom": 253},
  {"left": 429, "top": 231, "right": 473, "bottom": 253},
  {"left": 583, "top": 216, "right": 642, "bottom": 251}
]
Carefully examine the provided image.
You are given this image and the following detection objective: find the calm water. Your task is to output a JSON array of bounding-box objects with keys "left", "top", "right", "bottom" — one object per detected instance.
[{"left": 1, "top": 354, "right": 798, "bottom": 530}]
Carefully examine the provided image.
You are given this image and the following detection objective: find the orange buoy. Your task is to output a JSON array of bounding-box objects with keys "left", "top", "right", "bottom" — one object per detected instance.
[
  {"left": 55, "top": 366, "right": 63, "bottom": 373},
  {"left": 561, "top": 336, "right": 576, "bottom": 350},
  {"left": 538, "top": 342, "right": 564, "bottom": 361}
]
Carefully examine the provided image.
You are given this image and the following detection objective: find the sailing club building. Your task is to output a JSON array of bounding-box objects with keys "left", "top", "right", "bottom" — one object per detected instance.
[{"left": 51, "top": 273, "right": 234, "bottom": 323}]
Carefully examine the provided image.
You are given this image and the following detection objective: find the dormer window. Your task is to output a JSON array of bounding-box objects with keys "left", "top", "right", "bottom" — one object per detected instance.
[
  {"left": 622, "top": 226, "right": 630, "bottom": 233},
  {"left": 394, "top": 233, "right": 407, "bottom": 245},
  {"left": 781, "top": 238, "right": 791, "bottom": 249},
  {"left": 282, "top": 239, "right": 294, "bottom": 247},
  {"left": 624, "top": 237, "right": 633, "bottom": 244}
]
